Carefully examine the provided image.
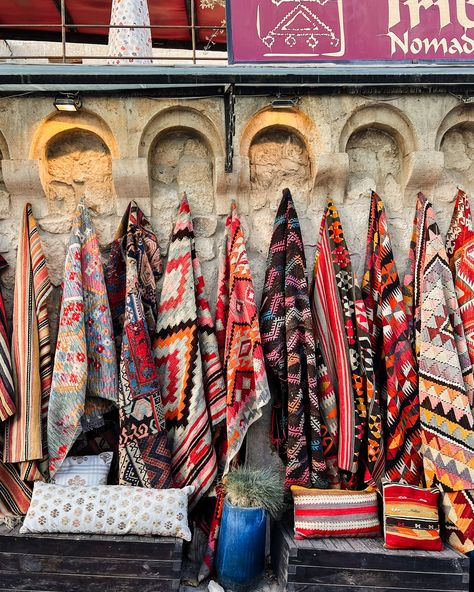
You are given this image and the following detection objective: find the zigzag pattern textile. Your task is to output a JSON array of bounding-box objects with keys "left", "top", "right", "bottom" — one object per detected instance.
[
  {"left": 312, "top": 201, "right": 382, "bottom": 488},
  {"left": 3, "top": 204, "right": 52, "bottom": 483},
  {"left": 362, "top": 192, "right": 423, "bottom": 486},
  {"left": 215, "top": 202, "right": 270, "bottom": 474},
  {"left": 260, "top": 189, "right": 326, "bottom": 489},
  {"left": 0, "top": 255, "right": 15, "bottom": 422},
  {"left": 105, "top": 202, "right": 172, "bottom": 490},
  {"left": 442, "top": 490, "right": 474, "bottom": 554},
  {"left": 154, "top": 197, "right": 226, "bottom": 509},
  {"left": 48, "top": 204, "right": 118, "bottom": 477},
  {"left": 199, "top": 202, "right": 270, "bottom": 583},
  {"left": 405, "top": 192, "right": 474, "bottom": 492},
  {"left": 446, "top": 189, "right": 474, "bottom": 380}
]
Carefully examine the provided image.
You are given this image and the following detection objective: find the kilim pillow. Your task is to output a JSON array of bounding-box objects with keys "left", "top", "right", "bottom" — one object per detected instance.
[
  {"left": 382, "top": 481, "right": 442, "bottom": 551},
  {"left": 50, "top": 453, "right": 113, "bottom": 487},
  {"left": 21, "top": 482, "right": 195, "bottom": 540},
  {"left": 291, "top": 486, "right": 381, "bottom": 539}
]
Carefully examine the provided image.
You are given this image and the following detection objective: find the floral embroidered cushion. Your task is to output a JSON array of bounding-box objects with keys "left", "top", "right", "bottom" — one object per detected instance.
[
  {"left": 382, "top": 481, "right": 442, "bottom": 551},
  {"left": 291, "top": 486, "right": 381, "bottom": 539},
  {"left": 50, "top": 453, "right": 113, "bottom": 486},
  {"left": 21, "top": 482, "right": 195, "bottom": 540}
]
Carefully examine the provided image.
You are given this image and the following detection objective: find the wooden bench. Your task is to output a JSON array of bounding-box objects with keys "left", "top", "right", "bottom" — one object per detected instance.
[
  {"left": 272, "top": 520, "right": 470, "bottom": 592},
  {"left": 0, "top": 525, "right": 183, "bottom": 592}
]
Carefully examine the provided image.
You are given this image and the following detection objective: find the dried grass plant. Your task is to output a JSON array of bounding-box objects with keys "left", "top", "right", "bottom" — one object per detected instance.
[{"left": 225, "top": 466, "right": 285, "bottom": 517}]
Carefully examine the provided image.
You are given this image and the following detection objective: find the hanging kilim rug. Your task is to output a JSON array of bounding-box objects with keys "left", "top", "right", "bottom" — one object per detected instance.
[
  {"left": 105, "top": 201, "right": 172, "bottom": 489},
  {"left": 0, "top": 255, "right": 15, "bottom": 423},
  {"left": 311, "top": 200, "right": 375, "bottom": 485},
  {"left": 3, "top": 204, "right": 52, "bottom": 482},
  {"left": 154, "top": 196, "right": 226, "bottom": 509},
  {"left": 405, "top": 192, "right": 474, "bottom": 491},
  {"left": 48, "top": 204, "right": 118, "bottom": 477},
  {"left": 260, "top": 188, "right": 326, "bottom": 489},
  {"left": 446, "top": 189, "right": 474, "bottom": 380},
  {"left": 362, "top": 191, "right": 422, "bottom": 486},
  {"left": 199, "top": 201, "right": 271, "bottom": 583},
  {"left": 0, "top": 435, "right": 32, "bottom": 522},
  {"left": 442, "top": 490, "right": 474, "bottom": 554}
]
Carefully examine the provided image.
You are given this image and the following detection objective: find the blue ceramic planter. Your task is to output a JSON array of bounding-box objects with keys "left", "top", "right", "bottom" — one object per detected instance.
[{"left": 216, "top": 498, "right": 267, "bottom": 591}]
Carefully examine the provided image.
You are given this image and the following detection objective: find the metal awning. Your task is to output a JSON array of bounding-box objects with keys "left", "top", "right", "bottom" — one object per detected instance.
[
  {"left": 0, "top": 63, "right": 474, "bottom": 95},
  {"left": 0, "top": 0, "right": 226, "bottom": 52}
]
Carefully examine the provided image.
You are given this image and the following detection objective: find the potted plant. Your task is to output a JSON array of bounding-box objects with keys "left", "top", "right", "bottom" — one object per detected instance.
[{"left": 216, "top": 466, "right": 284, "bottom": 591}]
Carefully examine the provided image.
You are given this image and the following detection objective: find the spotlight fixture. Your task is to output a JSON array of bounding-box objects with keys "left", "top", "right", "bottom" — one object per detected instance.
[
  {"left": 271, "top": 97, "right": 299, "bottom": 109},
  {"left": 54, "top": 93, "right": 82, "bottom": 112}
]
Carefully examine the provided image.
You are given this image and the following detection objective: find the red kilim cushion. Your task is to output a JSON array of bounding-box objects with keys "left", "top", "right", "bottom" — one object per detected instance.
[
  {"left": 291, "top": 486, "right": 381, "bottom": 540},
  {"left": 382, "top": 481, "right": 442, "bottom": 551}
]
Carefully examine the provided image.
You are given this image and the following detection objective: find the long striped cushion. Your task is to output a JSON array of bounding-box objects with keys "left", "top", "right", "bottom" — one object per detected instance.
[
  {"left": 382, "top": 482, "right": 442, "bottom": 551},
  {"left": 291, "top": 487, "right": 381, "bottom": 539}
]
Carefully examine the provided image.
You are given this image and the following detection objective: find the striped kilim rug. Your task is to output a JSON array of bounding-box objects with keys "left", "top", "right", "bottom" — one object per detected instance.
[
  {"left": 406, "top": 192, "right": 474, "bottom": 491},
  {"left": 362, "top": 192, "right": 422, "bottom": 486},
  {"left": 3, "top": 204, "right": 52, "bottom": 483},
  {"left": 106, "top": 202, "right": 172, "bottom": 490},
  {"left": 48, "top": 204, "right": 118, "bottom": 477},
  {"left": 155, "top": 197, "right": 226, "bottom": 509},
  {"left": 260, "top": 189, "right": 326, "bottom": 489}
]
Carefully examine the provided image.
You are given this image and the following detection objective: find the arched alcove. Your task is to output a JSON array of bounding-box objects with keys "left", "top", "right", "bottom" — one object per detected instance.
[
  {"left": 249, "top": 126, "right": 312, "bottom": 205},
  {"left": 149, "top": 128, "right": 215, "bottom": 214},
  {"left": 240, "top": 107, "right": 319, "bottom": 208},
  {"left": 346, "top": 127, "right": 402, "bottom": 203},
  {"left": 44, "top": 129, "right": 115, "bottom": 216},
  {"left": 340, "top": 104, "right": 415, "bottom": 204},
  {"left": 436, "top": 106, "right": 474, "bottom": 196}
]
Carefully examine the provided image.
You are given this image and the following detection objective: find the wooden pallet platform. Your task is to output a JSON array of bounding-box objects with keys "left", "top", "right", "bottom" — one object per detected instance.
[
  {"left": 272, "top": 520, "right": 470, "bottom": 592},
  {"left": 0, "top": 524, "right": 183, "bottom": 592}
]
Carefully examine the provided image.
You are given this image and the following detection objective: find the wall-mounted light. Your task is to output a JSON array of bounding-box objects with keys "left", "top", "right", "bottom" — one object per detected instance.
[
  {"left": 271, "top": 97, "right": 299, "bottom": 109},
  {"left": 54, "top": 93, "right": 82, "bottom": 112}
]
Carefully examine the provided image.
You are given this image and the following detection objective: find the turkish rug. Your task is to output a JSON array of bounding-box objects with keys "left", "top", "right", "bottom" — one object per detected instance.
[
  {"left": 105, "top": 201, "right": 172, "bottom": 489},
  {"left": 154, "top": 197, "right": 226, "bottom": 509},
  {"left": 215, "top": 201, "right": 270, "bottom": 475},
  {"left": 199, "top": 202, "right": 271, "bottom": 583},
  {"left": 311, "top": 200, "right": 373, "bottom": 485},
  {"left": 3, "top": 204, "right": 52, "bottom": 482},
  {"left": 442, "top": 490, "right": 474, "bottom": 554},
  {"left": 362, "top": 191, "right": 423, "bottom": 486},
  {"left": 405, "top": 192, "right": 474, "bottom": 491},
  {"left": 446, "top": 189, "right": 474, "bottom": 384},
  {"left": 0, "top": 255, "right": 15, "bottom": 423},
  {"left": 48, "top": 204, "right": 118, "bottom": 477},
  {"left": 0, "top": 436, "right": 32, "bottom": 522},
  {"left": 260, "top": 189, "right": 326, "bottom": 489}
]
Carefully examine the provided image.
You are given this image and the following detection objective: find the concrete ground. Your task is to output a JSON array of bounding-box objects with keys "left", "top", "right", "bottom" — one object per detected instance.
[{"left": 179, "top": 561, "right": 282, "bottom": 592}]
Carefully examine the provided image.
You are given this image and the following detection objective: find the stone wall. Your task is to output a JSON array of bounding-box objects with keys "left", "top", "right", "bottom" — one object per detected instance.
[{"left": 0, "top": 92, "right": 472, "bottom": 467}]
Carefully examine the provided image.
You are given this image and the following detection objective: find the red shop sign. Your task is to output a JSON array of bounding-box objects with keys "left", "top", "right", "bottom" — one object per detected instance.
[{"left": 226, "top": 0, "right": 474, "bottom": 63}]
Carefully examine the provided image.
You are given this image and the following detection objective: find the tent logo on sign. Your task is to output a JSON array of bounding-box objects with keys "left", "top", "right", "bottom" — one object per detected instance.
[{"left": 257, "top": 0, "right": 345, "bottom": 57}]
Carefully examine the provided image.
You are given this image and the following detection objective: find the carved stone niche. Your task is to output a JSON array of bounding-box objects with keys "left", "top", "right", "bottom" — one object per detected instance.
[
  {"left": 435, "top": 105, "right": 474, "bottom": 201},
  {"left": 249, "top": 126, "right": 312, "bottom": 211},
  {"left": 149, "top": 128, "right": 215, "bottom": 215},
  {"left": 44, "top": 129, "right": 116, "bottom": 221},
  {"left": 346, "top": 127, "right": 403, "bottom": 209}
]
